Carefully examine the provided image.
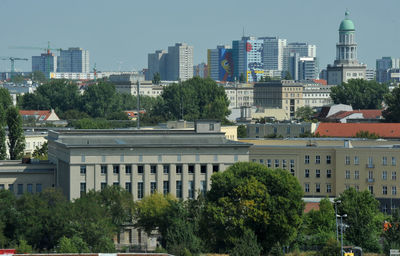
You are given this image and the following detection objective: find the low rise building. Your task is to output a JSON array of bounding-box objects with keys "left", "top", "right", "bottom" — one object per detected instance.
[
  {"left": 246, "top": 122, "right": 317, "bottom": 138},
  {"left": 222, "top": 83, "right": 254, "bottom": 109},
  {"left": 315, "top": 123, "right": 400, "bottom": 138},
  {"left": 302, "top": 83, "right": 333, "bottom": 108}
]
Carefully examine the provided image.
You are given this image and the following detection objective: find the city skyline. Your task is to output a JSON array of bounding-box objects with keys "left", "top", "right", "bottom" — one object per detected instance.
[{"left": 0, "top": 0, "right": 399, "bottom": 73}]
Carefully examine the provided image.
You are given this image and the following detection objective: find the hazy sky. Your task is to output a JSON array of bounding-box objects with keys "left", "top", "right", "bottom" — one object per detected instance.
[{"left": 0, "top": 0, "right": 399, "bottom": 73}]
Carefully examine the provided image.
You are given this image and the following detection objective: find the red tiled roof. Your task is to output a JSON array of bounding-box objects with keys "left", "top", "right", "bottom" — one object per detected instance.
[
  {"left": 304, "top": 202, "right": 320, "bottom": 213},
  {"left": 19, "top": 110, "right": 52, "bottom": 121},
  {"left": 313, "top": 79, "right": 327, "bottom": 85},
  {"left": 315, "top": 123, "right": 400, "bottom": 138},
  {"left": 328, "top": 110, "right": 383, "bottom": 120}
]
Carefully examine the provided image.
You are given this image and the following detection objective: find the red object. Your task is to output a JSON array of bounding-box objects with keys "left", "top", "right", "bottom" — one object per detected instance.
[
  {"left": 0, "top": 249, "right": 16, "bottom": 254},
  {"left": 315, "top": 123, "right": 400, "bottom": 138},
  {"left": 246, "top": 42, "right": 252, "bottom": 52}
]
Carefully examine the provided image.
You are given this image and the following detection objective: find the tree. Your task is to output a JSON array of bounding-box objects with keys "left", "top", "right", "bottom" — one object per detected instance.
[
  {"left": 336, "top": 188, "right": 383, "bottom": 252},
  {"left": 204, "top": 162, "right": 304, "bottom": 254},
  {"left": 57, "top": 236, "right": 90, "bottom": 253},
  {"left": 32, "top": 141, "right": 48, "bottom": 160},
  {"left": 229, "top": 229, "right": 261, "bottom": 256},
  {"left": 15, "top": 239, "right": 33, "bottom": 253},
  {"left": 330, "top": 79, "right": 389, "bottom": 109},
  {"left": 237, "top": 124, "right": 247, "bottom": 138},
  {"left": 0, "top": 105, "right": 7, "bottom": 160},
  {"left": 295, "top": 106, "right": 315, "bottom": 122},
  {"left": 152, "top": 72, "right": 161, "bottom": 85},
  {"left": 383, "top": 86, "right": 400, "bottom": 122},
  {"left": 0, "top": 87, "right": 12, "bottom": 110},
  {"left": 321, "top": 237, "right": 341, "bottom": 256},
  {"left": 239, "top": 73, "right": 246, "bottom": 83},
  {"left": 6, "top": 106, "right": 25, "bottom": 160},
  {"left": 284, "top": 71, "right": 293, "bottom": 80},
  {"left": 82, "top": 82, "right": 121, "bottom": 118},
  {"left": 31, "top": 71, "right": 47, "bottom": 83},
  {"left": 383, "top": 209, "right": 400, "bottom": 255}
]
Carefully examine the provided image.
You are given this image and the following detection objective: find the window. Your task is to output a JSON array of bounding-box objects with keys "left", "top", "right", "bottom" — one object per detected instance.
[
  {"left": 315, "top": 155, "right": 320, "bottom": 164},
  {"left": 305, "top": 155, "right": 310, "bottom": 164},
  {"left": 382, "top": 156, "right": 388, "bottom": 166},
  {"left": 0, "top": 184, "right": 4, "bottom": 190},
  {"left": 26, "top": 184, "right": 32, "bottom": 194},
  {"left": 327, "top": 184, "right": 332, "bottom": 193},
  {"left": 315, "top": 183, "right": 320, "bottom": 193},
  {"left": 101, "top": 165, "right": 107, "bottom": 175},
  {"left": 150, "top": 182, "right": 157, "bottom": 194},
  {"left": 274, "top": 159, "right": 279, "bottom": 168},
  {"left": 188, "top": 181, "right": 194, "bottom": 199},
  {"left": 176, "top": 181, "right": 182, "bottom": 198},
  {"left": 201, "top": 165, "right": 207, "bottom": 174},
  {"left": 176, "top": 165, "right": 183, "bottom": 174},
  {"left": 354, "top": 170, "right": 360, "bottom": 180},
  {"left": 392, "top": 186, "right": 397, "bottom": 195},
  {"left": 345, "top": 184, "right": 350, "bottom": 190},
  {"left": 316, "top": 169, "right": 320, "bottom": 178},
  {"left": 113, "top": 165, "right": 120, "bottom": 174},
  {"left": 305, "top": 169, "right": 310, "bottom": 178},
  {"left": 282, "top": 160, "right": 287, "bottom": 169},
  {"left": 137, "top": 182, "right": 144, "bottom": 199},
  {"left": 36, "top": 184, "right": 42, "bottom": 193},
  {"left": 368, "top": 171, "right": 374, "bottom": 180},
  {"left": 200, "top": 181, "right": 206, "bottom": 196},
  {"left": 213, "top": 165, "right": 219, "bottom": 173},
  {"left": 392, "top": 171, "right": 397, "bottom": 180},
  {"left": 327, "top": 170, "right": 332, "bottom": 178},
  {"left": 214, "top": 155, "right": 218, "bottom": 161},
  {"left": 382, "top": 171, "right": 388, "bottom": 180},
  {"left": 267, "top": 159, "right": 272, "bottom": 168},
  {"left": 209, "top": 123, "right": 214, "bottom": 131},
  {"left": 80, "top": 165, "right": 86, "bottom": 175},
  {"left": 368, "top": 157, "right": 374, "bottom": 167},
  {"left": 113, "top": 182, "right": 119, "bottom": 187},
  {"left": 392, "top": 157, "right": 397, "bottom": 166},
  {"left": 345, "top": 170, "right": 350, "bottom": 179},
  {"left": 177, "top": 154, "right": 181, "bottom": 162},
  {"left": 345, "top": 156, "right": 350, "bottom": 165},
  {"left": 80, "top": 182, "right": 86, "bottom": 196},
  {"left": 8, "top": 184, "right": 14, "bottom": 192},
  {"left": 158, "top": 154, "right": 162, "bottom": 162},
  {"left": 383, "top": 186, "right": 388, "bottom": 195},
  {"left": 355, "top": 185, "right": 360, "bottom": 192},
  {"left": 163, "top": 181, "right": 169, "bottom": 195},
  {"left": 305, "top": 183, "right": 310, "bottom": 192},
  {"left": 354, "top": 156, "right": 359, "bottom": 165},
  {"left": 188, "top": 165, "right": 195, "bottom": 174},
  {"left": 101, "top": 182, "right": 107, "bottom": 190},
  {"left": 138, "top": 165, "right": 144, "bottom": 174},
  {"left": 368, "top": 185, "right": 374, "bottom": 194},
  {"left": 150, "top": 165, "right": 157, "bottom": 174},
  {"left": 163, "top": 165, "right": 170, "bottom": 174},
  {"left": 125, "top": 165, "right": 132, "bottom": 174},
  {"left": 326, "top": 155, "right": 331, "bottom": 164},
  {"left": 125, "top": 182, "right": 131, "bottom": 193}
]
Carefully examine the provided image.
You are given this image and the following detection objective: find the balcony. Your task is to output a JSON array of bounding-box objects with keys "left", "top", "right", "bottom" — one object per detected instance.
[
  {"left": 366, "top": 178, "right": 375, "bottom": 183},
  {"left": 366, "top": 164, "right": 375, "bottom": 168}
]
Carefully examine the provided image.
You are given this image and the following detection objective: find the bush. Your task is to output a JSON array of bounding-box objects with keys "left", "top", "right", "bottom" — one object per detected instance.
[{"left": 320, "top": 238, "right": 340, "bottom": 256}]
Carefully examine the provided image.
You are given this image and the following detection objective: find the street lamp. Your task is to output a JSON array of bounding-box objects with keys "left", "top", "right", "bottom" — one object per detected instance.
[
  {"left": 334, "top": 200, "right": 341, "bottom": 241},
  {"left": 337, "top": 213, "right": 347, "bottom": 256}
]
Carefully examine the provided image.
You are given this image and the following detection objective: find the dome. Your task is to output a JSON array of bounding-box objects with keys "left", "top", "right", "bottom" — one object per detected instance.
[{"left": 339, "top": 11, "right": 355, "bottom": 31}]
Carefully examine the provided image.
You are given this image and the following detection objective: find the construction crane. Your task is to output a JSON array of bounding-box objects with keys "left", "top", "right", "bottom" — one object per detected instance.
[
  {"left": 10, "top": 41, "right": 63, "bottom": 76},
  {"left": 0, "top": 57, "right": 29, "bottom": 78}
]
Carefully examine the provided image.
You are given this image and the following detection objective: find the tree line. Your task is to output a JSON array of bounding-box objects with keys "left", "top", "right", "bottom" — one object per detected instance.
[{"left": 0, "top": 162, "right": 396, "bottom": 256}]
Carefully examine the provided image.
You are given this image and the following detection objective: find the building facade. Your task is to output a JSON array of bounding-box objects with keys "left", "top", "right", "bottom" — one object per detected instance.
[
  {"left": 207, "top": 45, "right": 233, "bottom": 82},
  {"left": 232, "top": 37, "right": 264, "bottom": 82},
  {"left": 58, "top": 48, "right": 90, "bottom": 73},
  {"left": 327, "top": 11, "right": 367, "bottom": 85},
  {"left": 246, "top": 122, "right": 317, "bottom": 138},
  {"left": 147, "top": 50, "right": 167, "bottom": 81},
  {"left": 260, "top": 37, "right": 287, "bottom": 72},
  {"left": 223, "top": 83, "right": 254, "bottom": 109},
  {"left": 283, "top": 42, "right": 317, "bottom": 72},
  {"left": 32, "top": 53, "right": 57, "bottom": 75},
  {"left": 302, "top": 82, "right": 333, "bottom": 108},
  {"left": 376, "top": 57, "right": 400, "bottom": 83}
]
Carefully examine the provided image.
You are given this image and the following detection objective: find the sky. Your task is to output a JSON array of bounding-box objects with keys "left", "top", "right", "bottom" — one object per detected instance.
[{"left": 0, "top": 0, "right": 399, "bottom": 73}]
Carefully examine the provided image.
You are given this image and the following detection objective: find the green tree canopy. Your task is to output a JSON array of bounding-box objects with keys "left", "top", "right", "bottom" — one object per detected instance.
[
  {"left": 330, "top": 79, "right": 389, "bottom": 109},
  {"left": 152, "top": 72, "right": 161, "bottom": 85},
  {"left": 204, "top": 162, "right": 304, "bottom": 254},
  {"left": 6, "top": 106, "right": 25, "bottom": 160},
  {"left": 0, "top": 105, "right": 7, "bottom": 160},
  {"left": 32, "top": 141, "right": 48, "bottom": 160},
  {"left": 82, "top": 82, "right": 121, "bottom": 118},
  {"left": 383, "top": 85, "right": 400, "bottom": 122},
  {"left": 237, "top": 124, "right": 247, "bottom": 138},
  {"left": 295, "top": 106, "right": 315, "bottom": 122},
  {"left": 0, "top": 88, "right": 12, "bottom": 110},
  {"left": 337, "top": 188, "right": 383, "bottom": 252}
]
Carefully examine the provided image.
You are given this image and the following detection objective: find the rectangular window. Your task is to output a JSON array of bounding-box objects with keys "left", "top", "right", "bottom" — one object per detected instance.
[
  {"left": 113, "top": 182, "right": 119, "bottom": 187},
  {"left": 315, "top": 183, "right": 320, "bottom": 193},
  {"left": 327, "top": 170, "right": 332, "bottom": 178},
  {"left": 102, "top": 155, "right": 106, "bottom": 162},
  {"left": 196, "top": 154, "right": 200, "bottom": 162},
  {"left": 8, "top": 184, "right": 14, "bottom": 192},
  {"left": 80, "top": 182, "right": 86, "bottom": 196},
  {"left": 163, "top": 165, "right": 170, "bottom": 174},
  {"left": 305, "top": 169, "right": 310, "bottom": 178},
  {"left": 120, "top": 155, "right": 125, "bottom": 162},
  {"left": 305, "top": 155, "right": 310, "bottom": 164},
  {"left": 368, "top": 171, "right": 374, "bottom": 180},
  {"left": 137, "top": 182, "right": 144, "bottom": 199},
  {"left": 345, "top": 184, "right": 350, "bottom": 190},
  {"left": 200, "top": 180, "right": 206, "bottom": 196},
  {"left": 101, "top": 165, "right": 107, "bottom": 175},
  {"left": 315, "top": 155, "right": 320, "bottom": 164},
  {"left": 213, "top": 165, "right": 219, "bottom": 173},
  {"left": 345, "top": 170, "right": 350, "bottom": 179},
  {"left": 214, "top": 155, "right": 218, "bottom": 161},
  {"left": 163, "top": 181, "right": 169, "bottom": 195},
  {"left": 274, "top": 159, "right": 279, "bottom": 168},
  {"left": 125, "top": 165, "right": 132, "bottom": 174},
  {"left": 305, "top": 183, "right": 310, "bottom": 192},
  {"left": 382, "top": 171, "right": 388, "bottom": 180},
  {"left": 392, "top": 171, "right": 397, "bottom": 180},
  {"left": 383, "top": 186, "right": 388, "bottom": 195},
  {"left": 355, "top": 185, "right": 360, "bottom": 192},
  {"left": 354, "top": 156, "right": 359, "bottom": 165},
  {"left": 345, "top": 156, "right": 350, "bottom": 165},
  {"left": 158, "top": 154, "right": 162, "bottom": 162},
  {"left": 139, "top": 155, "right": 143, "bottom": 162},
  {"left": 392, "top": 157, "right": 396, "bottom": 166},
  {"left": 392, "top": 186, "right": 397, "bottom": 195},
  {"left": 176, "top": 165, "right": 183, "bottom": 174},
  {"left": 36, "top": 184, "right": 42, "bottom": 193},
  {"left": 354, "top": 170, "right": 360, "bottom": 180},
  {"left": 27, "top": 184, "right": 33, "bottom": 194},
  {"left": 326, "top": 155, "right": 331, "bottom": 164},
  {"left": 267, "top": 159, "right": 272, "bottom": 168},
  {"left": 0, "top": 184, "right": 4, "bottom": 190},
  {"left": 316, "top": 169, "right": 320, "bottom": 178},
  {"left": 383, "top": 156, "right": 388, "bottom": 166},
  {"left": 138, "top": 165, "right": 144, "bottom": 174},
  {"left": 200, "top": 165, "right": 207, "bottom": 174},
  {"left": 176, "top": 181, "right": 182, "bottom": 198},
  {"left": 326, "top": 184, "right": 332, "bottom": 193},
  {"left": 113, "top": 165, "right": 120, "bottom": 174},
  {"left": 125, "top": 182, "right": 132, "bottom": 193},
  {"left": 150, "top": 165, "right": 157, "bottom": 174},
  {"left": 368, "top": 185, "right": 374, "bottom": 194},
  {"left": 150, "top": 182, "right": 157, "bottom": 194},
  {"left": 188, "top": 181, "right": 194, "bottom": 199},
  {"left": 259, "top": 159, "right": 264, "bottom": 164},
  {"left": 80, "top": 165, "right": 86, "bottom": 175},
  {"left": 282, "top": 160, "right": 287, "bottom": 169},
  {"left": 188, "top": 165, "right": 195, "bottom": 174},
  {"left": 368, "top": 157, "right": 374, "bottom": 167},
  {"left": 101, "top": 182, "right": 107, "bottom": 190},
  {"left": 81, "top": 155, "right": 85, "bottom": 162}
]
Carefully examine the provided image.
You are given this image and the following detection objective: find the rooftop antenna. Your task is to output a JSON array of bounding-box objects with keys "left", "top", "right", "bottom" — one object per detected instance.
[{"left": 242, "top": 27, "right": 245, "bottom": 37}]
